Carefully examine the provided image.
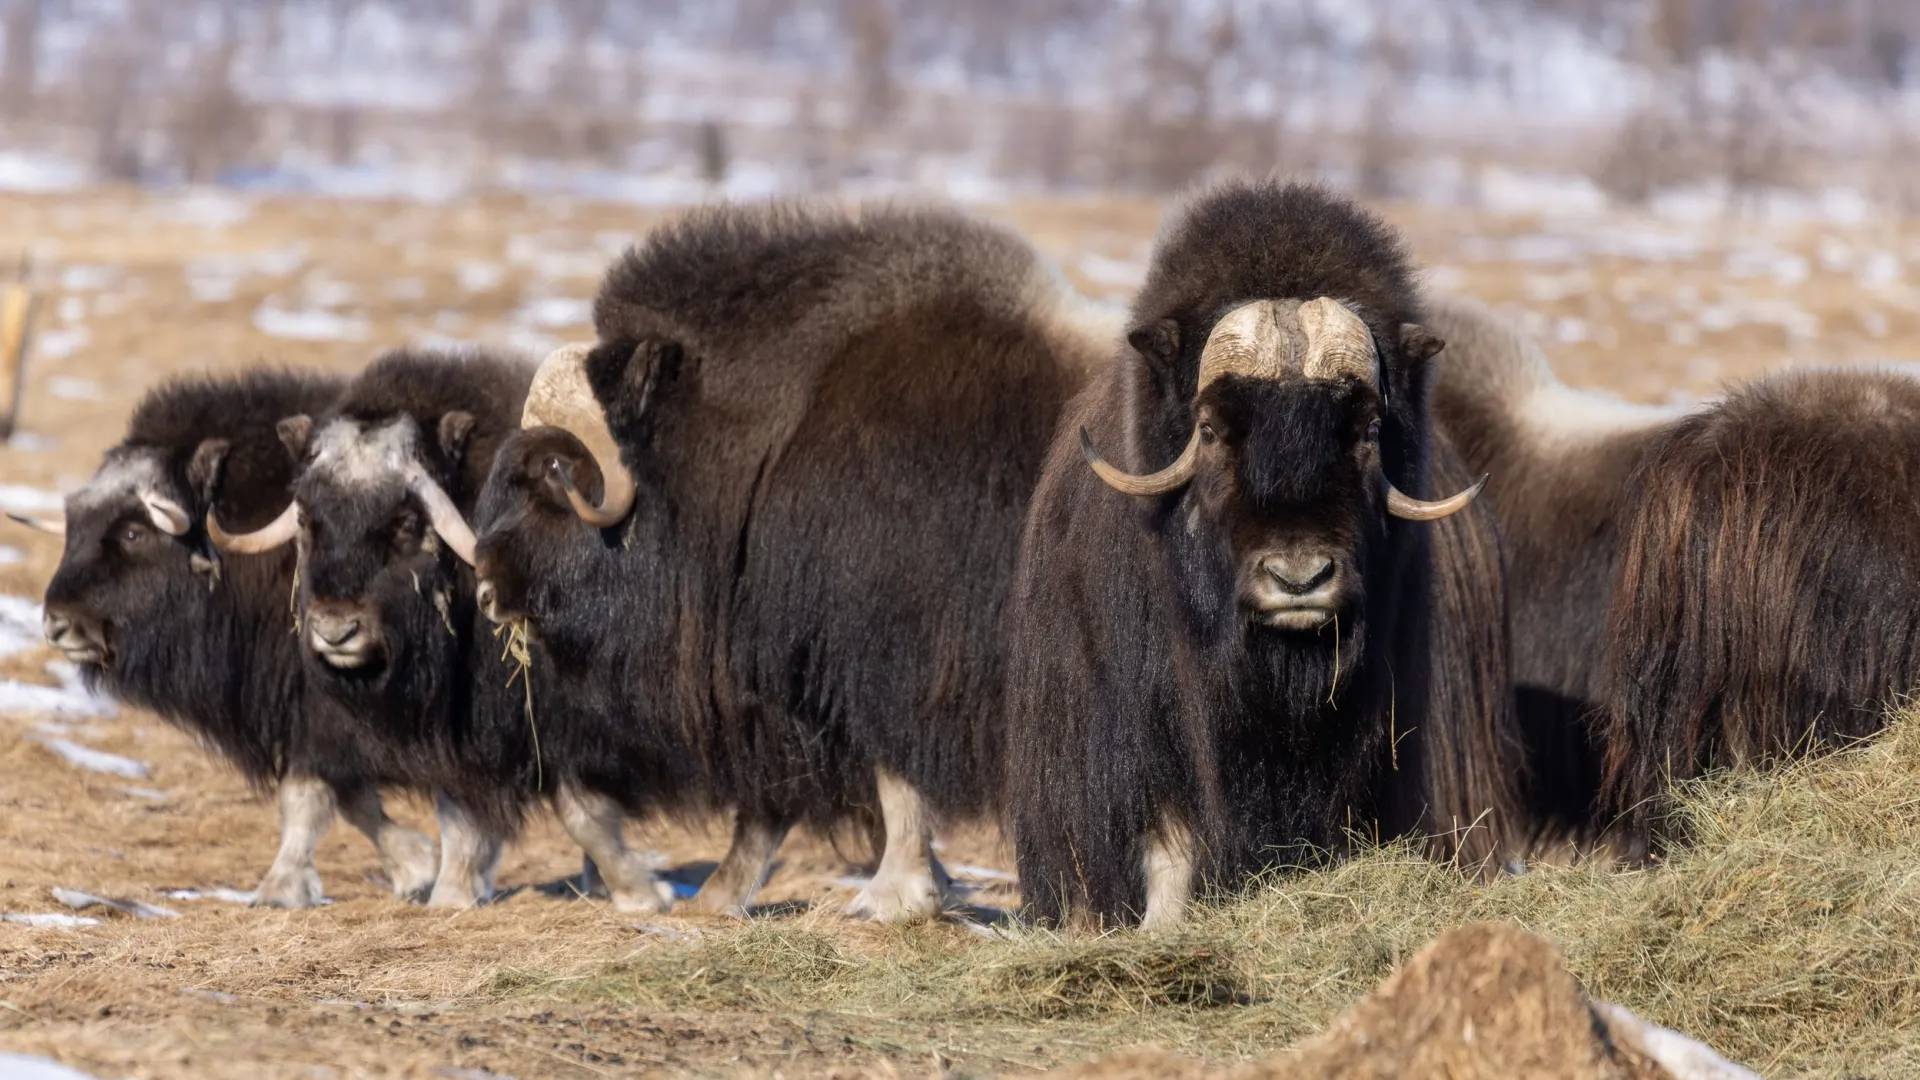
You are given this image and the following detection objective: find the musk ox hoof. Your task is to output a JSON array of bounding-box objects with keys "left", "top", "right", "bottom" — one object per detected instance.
[
  {"left": 608, "top": 876, "right": 675, "bottom": 915},
  {"left": 845, "top": 874, "right": 943, "bottom": 923},
  {"left": 688, "top": 888, "right": 751, "bottom": 919},
  {"left": 384, "top": 831, "right": 439, "bottom": 902},
  {"left": 252, "top": 865, "right": 325, "bottom": 909},
  {"left": 426, "top": 878, "right": 493, "bottom": 909}
]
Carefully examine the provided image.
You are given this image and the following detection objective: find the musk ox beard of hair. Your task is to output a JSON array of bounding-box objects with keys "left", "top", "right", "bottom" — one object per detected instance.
[
  {"left": 1599, "top": 368, "right": 1920, "bottom": 851},
  {"left": 1004, "top": 179, "right": 1525, "bottom": 927},
  {"left": 472, "top": 199, "right": 1112, "bottom": 914},
  {"left": 1424, "top": 298, "right": 1691, "bottom": 849}
]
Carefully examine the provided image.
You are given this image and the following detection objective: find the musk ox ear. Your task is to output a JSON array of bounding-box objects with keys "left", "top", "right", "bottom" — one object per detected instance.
[
  {"left": 277, "top": 415, "right": 313, "bottom": 461},
  {"left": 438, "top": 410, "right": 477, "bottom": 463},
  {"left": 1400, "top": 323, "right": 1445, "bottom": 364},
  {"left": 1127, "top": 319, "right": 1181, "bottom": 374},
  {"left": 188, "top": 438, "right": 231, "bottom": 506}
]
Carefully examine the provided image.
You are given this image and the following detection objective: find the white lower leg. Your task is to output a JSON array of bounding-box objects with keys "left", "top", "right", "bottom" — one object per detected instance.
[
  {"left": 846, "top": 766, "right": 945, "bottom": 922},
  {"left": 690, "top": 811, "right": 788, "bottom": 917},
  {"left": 427, "top": 792, "right": 503, "bottom": 908},
  {"left": 253, "top": 775, "right": 335, "bottom": 908},
  {"left": 337, "top": 785, "right": 437, "bottom": 901},
  {"left": 1139, "top": 815, "right": 1195, "bottom": 932},
  {"left": 554, "top": 782, "right": 672, "bottom": 914}
]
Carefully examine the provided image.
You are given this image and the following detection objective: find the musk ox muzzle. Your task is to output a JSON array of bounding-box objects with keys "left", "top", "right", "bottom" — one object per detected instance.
[{"left": 1079, "top": 296, "right": 1485, "bottom": 520}]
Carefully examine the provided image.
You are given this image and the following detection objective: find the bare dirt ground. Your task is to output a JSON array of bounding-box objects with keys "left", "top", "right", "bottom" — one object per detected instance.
[{"left": 1, "top": 187, "right": 1916, "bottom": 1078}]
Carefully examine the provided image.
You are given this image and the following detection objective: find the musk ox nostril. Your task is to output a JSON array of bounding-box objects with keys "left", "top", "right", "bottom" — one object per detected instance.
[
  {"left": 311, "top": 614, "right": 361, "bottom": 648},
  {"left": 42, "top": 612, "right": 72, "bottom": 645},
  {"left": 474, "top": 579, "right": 498, "bottom": 617},
  {"left": 1263, "top": 555, "right": 1335, "bottom": 595}
]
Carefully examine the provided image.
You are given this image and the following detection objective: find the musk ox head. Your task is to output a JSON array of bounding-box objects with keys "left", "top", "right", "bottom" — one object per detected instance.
[
  {"left": 36, "top": 444, "right": 220, "bottom": 669},
  {"left": 1081, "top": 297, "right": 1475, "bottom": 636},
  {"left": 472, "top": 339, "right": 677, "bottom": 642},
  {"left": 208, "top": 412, "right": 477, "bottom": 678}
]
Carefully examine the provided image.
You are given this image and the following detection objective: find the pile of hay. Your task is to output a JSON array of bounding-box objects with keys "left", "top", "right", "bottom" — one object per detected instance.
[{"left": 498, "top": 707, "right": 1920, "bottom": 1077}]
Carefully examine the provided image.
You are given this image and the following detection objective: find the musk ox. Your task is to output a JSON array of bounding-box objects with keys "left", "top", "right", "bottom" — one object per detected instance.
[
  {"left": 471, "top": 199, "right": 1114, "bottom": 919},
  {"left": 1425, "top": 298, "right": 1690, "bottom": 845},
  {"left": 1598, "top": 368, "right": 1920, "bottom": 850},
  {"left": 1004, "top": 180, "right": 1524, "bottom": 929},
  {"left": 21, "top": 370, "right": 438, "bottom": 907},
  {"left": 205, "top": 348, "right": 585, "bottom": 908}
]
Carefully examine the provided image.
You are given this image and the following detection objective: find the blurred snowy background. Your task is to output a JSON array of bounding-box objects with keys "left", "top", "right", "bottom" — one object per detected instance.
[{"left": 0, "top": 0, "right": 1916, "bottom": 218}]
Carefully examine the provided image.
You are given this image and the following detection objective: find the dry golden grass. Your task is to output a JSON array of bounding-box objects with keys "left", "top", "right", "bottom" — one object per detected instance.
[{"left": 3, "top": 187, "right": 1920, "bottom": 1076}]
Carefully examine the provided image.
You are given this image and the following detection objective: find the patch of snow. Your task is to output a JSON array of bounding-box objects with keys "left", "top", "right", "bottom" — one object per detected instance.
[
  {"left": 0, "top": 912, "right": 100, "bottom": 928},
  {"left": 0, "top": 595, "right": 42, "bottom": 657},
  {"left": 59, "top": 265, "right": 117, "bottom": 292},
  {"left": 46, "top": 376, "right": 101, "bottom": 401},
  {"left": 0, "top": 485, "right": 59, "bottom": 514},
  {"left": 0, "top": 153, "right": 87, "bottom": 194},
  {"left": 7, "top": 431, "right": 55, "bottom": 450},
  {"left": 56, "top": 296, "right": 82, "bottom": 322},
  {"left": 1477, "top": 167, "right": 1607, "bottom": 216},
  {"left": 164, "top": 887, "right": 257, "bottom": 905},
  {"left": 37, "top": 737, "right": 147, "bottom": 778},
  {"left": 458, "top": 262, "right": 505, "bottom": 292},
  {"left": 122, "top": 786, "right": 168, "bottom": 800},
  {"left": 50, "top": 887, "right": 178, "bottom": 919},
  {"left": 179, "top": 986, "right": 238, "bottom": 1004},
  {"left": 35, "top": 326, "right": 88, "bottom": 359},
  {"left": 0, "top": 660, "right": 116, "bottom": 720},
  {"left": 155, "top": 191, "right": 256, "bottom": 230},
  {"left": 0, "top": 1053, "right": 101, "bottom": 1080},
  {"left": 516, "top": 297, "right": 591, "bottom": 330},
  {"left": 1077, "top": 254, "right": 1147, "bottom": 291},
  {"left": 252, "top": 303, "right": 369, "bottom": 342},
  {"left": 0, "top": 545, "right": 22, "bottom": 565},
  {"left": 1858, "top": 251, "right": 1902, "bottom": 290}
]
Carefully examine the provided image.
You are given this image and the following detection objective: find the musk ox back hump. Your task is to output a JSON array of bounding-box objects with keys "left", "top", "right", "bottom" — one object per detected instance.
[
  {"left": 592, "top": 201, "right": 1094, "bottom": 383},
  {"left": 1599, "top": 368, "right": 1920, "bottom": 838}
]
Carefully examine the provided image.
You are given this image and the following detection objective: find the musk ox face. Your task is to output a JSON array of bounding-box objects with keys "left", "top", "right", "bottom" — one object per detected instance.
[
  {"left": 39, "top": 449, "right": 207, "bottom": 670},
  {"left": 1191, "top": 374, "right": 1381, "bottom": 633},
  {"left": 209, "top": 412, "right": 480, "bottom": 681},
  {"left": 471, "top": 425, "right": 608, "bottom": 636},
  {"left": 1082, "top": 297, "right": 1475, "bottom": 642}
]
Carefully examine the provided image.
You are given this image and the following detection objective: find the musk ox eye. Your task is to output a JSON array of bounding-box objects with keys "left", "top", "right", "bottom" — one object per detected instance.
[
  {"left": 119, "top": 522, "right": 147, "bottom": 546},
  {"left": 1199, "top": 423, "right": 1218, "bottom": 446},
  {"left": 1366, "top": 419, "right": 1382, "bottom": 442}
]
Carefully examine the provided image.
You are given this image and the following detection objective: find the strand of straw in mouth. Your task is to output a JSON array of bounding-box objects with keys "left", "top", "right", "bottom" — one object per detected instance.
[{"left": 496, "top": 619, "right": 542, "bottom": 792}]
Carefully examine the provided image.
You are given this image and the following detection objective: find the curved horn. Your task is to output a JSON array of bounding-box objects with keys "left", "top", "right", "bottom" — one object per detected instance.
[
  {"left": 523, "top": 343, "right": 635, "bottom": 529},
  {"left": 405, "top": 466, "right": 477, "bottom": 566},
  {"left": 1384, "top": 471, "right": 1487, "bottom": 521},
  {"left": 5, "top": 511, "right": 64, "bottom": 536},
  {"left": 1298, "top": 297, "right": 1379, "bottom": 386},
  {"left": 207, "top": 500, "right": 300, "bottom": 554},
  {"left": 140, "top": 491, "right": 190, "bottom": 536},
  {"left": 1080, "top": 426, "right": 1200, "bottom": 497}
]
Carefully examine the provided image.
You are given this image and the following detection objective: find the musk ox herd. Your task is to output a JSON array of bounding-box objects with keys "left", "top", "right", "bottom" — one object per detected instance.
[{"left": 12, "top": 178, "right": 1917, "bottom": 927}]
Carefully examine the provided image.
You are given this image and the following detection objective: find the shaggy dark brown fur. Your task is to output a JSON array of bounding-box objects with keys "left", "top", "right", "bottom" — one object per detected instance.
[
  {"left": 1426, "top": 299, "right": 1690, "bottom": 844},
  {"left": 474, "top": 200, "right": 1110, "bottom": 871},
  {"left": 1599, "top": 368, "right": 1920, "bottom": 849},
  {"left": 1004, "top": 180, "right": 1524, "bottom": 926}
]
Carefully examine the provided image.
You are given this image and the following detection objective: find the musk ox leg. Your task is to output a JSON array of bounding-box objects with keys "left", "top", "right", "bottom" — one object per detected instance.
[
  {"left": 553, "top": 782, "right": 674, "bottom": 913},
  {"left": 427, "top": 791, "right": 504, "bottom": 908},
  {"left": 845, "top": 766, "right": 951, "bottom": 923},
  {"left": 689, "top": 811, "right": 789, "bottom": 917},
  {"left": 252, "top": 775, "right": 335, "bottom": 908},
  {"left": 336, "top": 785, "right": 437, "bottom": 902},
  {"left": 1139, "top": 817, "right": 1194, "bottom": 932}
]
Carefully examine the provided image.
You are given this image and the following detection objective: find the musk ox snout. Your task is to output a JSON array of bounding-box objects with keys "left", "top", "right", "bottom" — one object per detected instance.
[
  {"left": 1243, "top": 547, "right": 1347, "bottom": 630},
  {"left": 42, "top": 606, "right": 107, "bottom": 665},
  {"left": 305, "top": 599, "right": 379, "bottom": 668}
]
